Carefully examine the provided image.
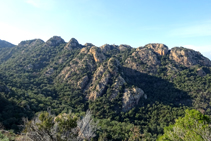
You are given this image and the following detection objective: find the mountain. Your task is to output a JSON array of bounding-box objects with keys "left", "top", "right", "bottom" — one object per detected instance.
[
  {"left": 0, "top": 39, "right": 15, "bottom": 48},
  {"left": 0, "top": 36, "right": 211, "bottom": 140}
]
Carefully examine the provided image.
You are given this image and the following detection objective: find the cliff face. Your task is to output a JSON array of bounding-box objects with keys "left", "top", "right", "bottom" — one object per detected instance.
[
  {"left": 89, "top": 46, "right": 106, "bottom": 63},
  {"left": 145, "top": 43, "right": 169, "bottom": 56},
  {"left": 169, "top": 47, "right": 211, "bottom": 67}
]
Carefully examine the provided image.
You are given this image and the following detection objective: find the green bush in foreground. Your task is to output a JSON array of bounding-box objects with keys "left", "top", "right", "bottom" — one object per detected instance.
[{"left": 158, "top": 109, "right": 211, "bottom": 141}]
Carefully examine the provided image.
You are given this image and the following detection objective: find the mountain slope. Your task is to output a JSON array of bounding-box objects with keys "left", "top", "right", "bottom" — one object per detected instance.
[
  {"left": 0, "top": 39, "right": 15, "bottom": 48},
  {"left": 0, "top": 36, "right": 211, "bottom": 140}
]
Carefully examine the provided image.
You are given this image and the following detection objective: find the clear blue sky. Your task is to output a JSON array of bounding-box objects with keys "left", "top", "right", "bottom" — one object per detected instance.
[{"left": 0, "top": 0, "right": 211, "bottom": 59}]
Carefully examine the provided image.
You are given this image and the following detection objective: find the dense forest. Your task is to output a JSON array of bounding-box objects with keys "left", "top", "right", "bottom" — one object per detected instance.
[{"left": 0, "top": 36, "right": 211, "bottom": 140}]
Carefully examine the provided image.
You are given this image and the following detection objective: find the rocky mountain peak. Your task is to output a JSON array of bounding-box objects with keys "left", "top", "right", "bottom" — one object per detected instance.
[
  {"left": 145, "top": 43, "right": 169, "bottom": 56},
  {"left": 18, "top": 39, "right": 44, "bottom": 47},
  {"left": 169, "top": 47, "right": 211, "bottom": 67},
  {"left": 45, "top": 36, "right": 65, "bottom": 46},
  {"left": 65, "top": 38, "right": 81, "bottom": 50}
]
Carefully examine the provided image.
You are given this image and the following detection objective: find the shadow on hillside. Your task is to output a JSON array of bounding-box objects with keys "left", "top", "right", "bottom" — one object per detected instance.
[
  {"left": 0, "top": 90, "right": 34, "bottom": 133},
  {"left": 123, "top": 67, "right": 192, "bottom": 107}
]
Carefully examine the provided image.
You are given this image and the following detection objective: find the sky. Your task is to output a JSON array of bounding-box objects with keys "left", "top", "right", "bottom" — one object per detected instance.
[{"left": 0, "top": 0, "right": 211, "bottom": 59}]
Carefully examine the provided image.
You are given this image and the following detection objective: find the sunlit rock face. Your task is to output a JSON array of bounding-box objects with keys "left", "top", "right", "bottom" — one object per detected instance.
[
  {"left": 169, "top": 47, "right": 211, "bottom": 67},
  {"left": 145, "top": 43, "right": 169, "bottom": 56}
]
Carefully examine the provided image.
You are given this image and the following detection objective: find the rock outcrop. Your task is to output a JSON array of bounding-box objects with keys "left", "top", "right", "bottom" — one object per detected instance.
[
  {"left": 78, "top": 75, "right": 89, "bottom": 89},
  {"left": 169, "top": 47, "right": 211, "bottom": 67},
  {"left": 87, "top": 65, "right": 110, "bottom": 100},
  {"left": 122, "top": 87, "right": 145, "bottom": 112},
  {"left": 197, "top": 68, "right": 206, "bottom": 77},
  {"left": 108, "top": 58, "right": 120, "bottom": 74},
  {"left": 45, "top": 36, "right": 65, "bottom": 46},
  {"left": 89, "top": 46, "right": 106, "bottom": 63},
  {"left": 110, "top": 75, "right": 126, "bottom": 100},
  {"left": 65, "top": 38, "right": 81, "bottom": 50},
  {"left": 124, "top": 47, "right": 160, "bottom": 75},
  {"left": 118, "top": 44, "right": 132, "bottom": 51},
  {"left": 57, "top": 47, "right": 96, "bottom": 85},
  {"left": 145, "top": 43, "right": 169, "bottom": 56},
  {"left": 100, "top": 44, "right": 119, "bottom": 53}
]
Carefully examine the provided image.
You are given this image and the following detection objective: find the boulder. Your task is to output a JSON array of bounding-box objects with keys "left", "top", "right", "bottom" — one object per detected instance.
[{"left": 122, "top": 87, "right": 145, "bottom": 112}]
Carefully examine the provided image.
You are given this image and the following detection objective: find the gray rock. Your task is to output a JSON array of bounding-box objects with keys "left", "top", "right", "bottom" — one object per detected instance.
[{"left": 122, "top": 87, "right": 145, "bottom": 112}]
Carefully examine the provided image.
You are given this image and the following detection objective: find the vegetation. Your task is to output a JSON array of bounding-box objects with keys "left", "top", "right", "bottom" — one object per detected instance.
[
  {"left": 0, "top": 39, "right": 211, "bottom": 140},
  {"left": 158, "top": 109, "right": 211, "bottom": 141}
]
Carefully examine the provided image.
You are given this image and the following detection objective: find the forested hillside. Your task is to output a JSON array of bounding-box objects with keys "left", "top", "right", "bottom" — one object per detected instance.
[{"left": 0, "top": 36, "right": 211, "bottom": 140}]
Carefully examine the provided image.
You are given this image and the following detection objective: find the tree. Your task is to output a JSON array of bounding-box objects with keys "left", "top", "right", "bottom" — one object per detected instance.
[
  {"left": 158, "top": 109, "right": 211, "bottom": 141},
  {"left": 77, "top": 110, "right": 99, "bottom": 141},
  {"left": 22, "top": 110, "right": 99, "bottom": 141}
]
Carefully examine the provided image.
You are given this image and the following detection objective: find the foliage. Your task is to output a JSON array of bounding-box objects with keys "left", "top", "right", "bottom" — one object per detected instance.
[
  {"left": 158, "top": 109, "right": 211, "bottom": 141},
  {"left": 23, "top": 110, "right": 98, "bottom": 141}
]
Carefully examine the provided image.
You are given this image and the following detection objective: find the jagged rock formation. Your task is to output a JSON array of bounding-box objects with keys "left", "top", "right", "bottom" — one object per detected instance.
[
  {"left": 122, "top": 87, "right": 145, "bottom": 112},
  {"left": 145, "top": 43, "right": 169, "bottom": 56},
  {"left": 169, "top": 47, "right": 211, "bottom": 67},
  {"left": 57, "top": 46, "right": 96, "bottom": 86},
  {"left": 89, "top": 46, "right": 106, "bottom": 63},
  {"left": 86, "top": 65, "right": 110, "bottom": 100},
  {"left": 124, "top": 47, "right": 160, "bottom": 75},
  {"left": 45, "top": 36, "right": 65, "bottom": 46}
]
